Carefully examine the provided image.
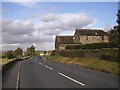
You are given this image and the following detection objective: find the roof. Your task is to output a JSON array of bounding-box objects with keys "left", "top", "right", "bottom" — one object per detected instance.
[
  {"left": 55, "top": 36, "right": 75, "bottom": 44},
  {"left": 74, "top": 29, "right": 108, "bottom": 36}
]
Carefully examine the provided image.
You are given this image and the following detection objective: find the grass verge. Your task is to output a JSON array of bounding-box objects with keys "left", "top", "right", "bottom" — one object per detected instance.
[{"left": 46, "top": 54, "right": 120, "bottom": 75}]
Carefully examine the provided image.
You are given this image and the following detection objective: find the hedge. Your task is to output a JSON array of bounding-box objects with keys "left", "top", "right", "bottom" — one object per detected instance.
[
  {"left": 59, "top": 49, "right": 119, "bottom": 62},
  {"left": 66, "top": 42, "right": 118, "bottom": 50}
]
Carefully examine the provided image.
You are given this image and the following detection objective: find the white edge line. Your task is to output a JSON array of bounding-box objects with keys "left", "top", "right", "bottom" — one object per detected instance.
[
  {"left": 44, "top": 65, "right": 53, "bottom": 70},
  {"left": 16, "top": 61, "right": 22, "bottom": 89},
  {"left": 58, "top": 72, "right": 85, "bottom": 86}
]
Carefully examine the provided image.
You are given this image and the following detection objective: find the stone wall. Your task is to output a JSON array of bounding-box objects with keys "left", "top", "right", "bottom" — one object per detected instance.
[
  {"left": 79, "top": 35, "right": 109, "bottom": 44},
  {"left": 59, "top": 44, "right": 66, "bottom": 51}
]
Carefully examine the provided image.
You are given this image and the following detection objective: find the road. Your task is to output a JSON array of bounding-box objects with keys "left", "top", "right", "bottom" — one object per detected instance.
[{"left": 2, "top": 56, "right": 119, "bottom": 88}]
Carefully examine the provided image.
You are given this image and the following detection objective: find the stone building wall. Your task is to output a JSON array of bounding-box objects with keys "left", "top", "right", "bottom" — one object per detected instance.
[
  {"left": 59, "top": 44, "right": 66, "bottom": 51},
  {"left": 79, "top": 35, "right": 109, "bottom": 44}
]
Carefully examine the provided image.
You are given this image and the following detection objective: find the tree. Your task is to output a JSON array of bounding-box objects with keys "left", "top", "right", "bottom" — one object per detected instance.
[
  {"left": 26, "top": 45, "right": 35, "bottom": 56},
  {"left": 44, "top": 50, "right": 47, "bottom": 56},
  {"left": 108, "top": 27, "right": 119, "bottom": 43},
  {"left": 13, "top": 47, "right": 23, "bottom": 57},
  {"left": 4, "top": 50, "right": 14, "bottom": 59},
  {"left": 30, "top": 45, "right": 35, "bottom": 55}
]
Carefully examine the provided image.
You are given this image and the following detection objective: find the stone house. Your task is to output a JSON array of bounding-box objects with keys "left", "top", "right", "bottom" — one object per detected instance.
[
  {"left": 55, "top": 36, "right": 80, "bottom": 51},
  {"left": 74, "top": 29, "right": 109, "bottom": 44},
  {"left": 55, "top": 29, "right": 109, "bottom": 51}
]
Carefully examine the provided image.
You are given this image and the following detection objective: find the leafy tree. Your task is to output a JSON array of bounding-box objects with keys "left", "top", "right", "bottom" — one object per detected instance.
[
  {"left": 26, "top": 45, "right": 35, "bottom": 56},
  {"left": 30, "top": 45, "right": 35, "bottom": 55},
  {"left": 108, "top": 26, "right": 119, "bottom": 43},
  {"left": 35, "top": 51, "right": 41, "bottom": 55},
  {"left": 13, "top": 47, "right": 23, "bottom": 57},
  {"left": 44, "top": 50, "right": 47, "bottom": 56},
  {"left": 4, "top": 50, "right": 14, "bottom": 59}
]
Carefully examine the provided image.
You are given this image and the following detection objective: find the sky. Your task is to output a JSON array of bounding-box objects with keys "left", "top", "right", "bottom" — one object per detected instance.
[{"left": 1, "top": 1, "right": 119, "bottom": 51}]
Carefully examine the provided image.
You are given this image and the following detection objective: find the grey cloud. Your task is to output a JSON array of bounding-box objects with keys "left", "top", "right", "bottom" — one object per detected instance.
[
  {"left": 68, "top": 17, "right": 94, "bottom": 28},
  {"left": 2, "top": 19, "right": 34, "bottom": 35},
  {"left": 38, "top": 13, "right": 95, "bottom": 31},
  {"left": 2, "top": 12, "right": 96, "bottom": 50},
  {"left": 40, "top": 13, "right": 57, "bottom": 22},
  {"left": 2, "top": 34, "right": 54, "bottom": 44},
  {"left": 2, "top": 19, "right": 54, "bottom": 50}
]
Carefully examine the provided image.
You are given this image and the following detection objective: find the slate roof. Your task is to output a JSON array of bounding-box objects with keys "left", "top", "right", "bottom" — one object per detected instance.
[
  {"left": 55, "top": 36, "right": 75, "bottom": 44},
  {"left": 74, "top": 29, "right": 108, "bottom": 36}
]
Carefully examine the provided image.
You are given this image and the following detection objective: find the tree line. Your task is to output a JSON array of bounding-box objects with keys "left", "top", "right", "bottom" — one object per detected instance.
[{"left": 3, "top": 45, "right": 35, "bottom": 59}]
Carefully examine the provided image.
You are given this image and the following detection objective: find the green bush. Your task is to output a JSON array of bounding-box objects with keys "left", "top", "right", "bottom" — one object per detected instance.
[
  {"left": 4, "top": 50, "right": 14, "bottom": 59},
  {"left": 59, "top": 49, "right": 118, "bottom": 61},
  {"left": 66, "top": 42, "right": 118, "bottom": 50}
]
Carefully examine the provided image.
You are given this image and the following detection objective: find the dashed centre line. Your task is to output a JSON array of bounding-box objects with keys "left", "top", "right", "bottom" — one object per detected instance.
[
  {"left": 44, "top": 65, "right": 54, "bottom": 71},
  {"left": 37, "top": 60, "right": 84, "bottom": 87},
  {"left": 39, "top": 62, "right": 43, "bottom": 65},
  {"left": 58, "top": 72, "right": 85, "bottom": 86}
]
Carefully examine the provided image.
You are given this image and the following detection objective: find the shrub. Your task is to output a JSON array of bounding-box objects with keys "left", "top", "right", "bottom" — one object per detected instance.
[
  {"left": 59, "top": 49, "right": 118, "bottom": 61},
  {"left": 4, "top": 50, "right": 14, "bottom": 59},
  {"left": 66, "top": 42, "right": 118, "bottom": 50}
]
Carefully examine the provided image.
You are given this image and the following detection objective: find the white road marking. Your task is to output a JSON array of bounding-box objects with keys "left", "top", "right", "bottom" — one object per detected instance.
[
  {"left": 58, "top": 72, "right": 85, "bottom": 86},
  {"left": 39, "top": 62, "right": 43, "bottom": 65},
  {"left": 16, "top": 61, "right": 22, "bottom": 89},
  {"left": 44, "top": 65, "right": 53, "bottom": 70}
]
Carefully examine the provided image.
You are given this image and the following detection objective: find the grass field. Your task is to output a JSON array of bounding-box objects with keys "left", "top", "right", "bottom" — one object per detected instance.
[{"left": 46, "top": 54, "right": 120, "bottom": 75}]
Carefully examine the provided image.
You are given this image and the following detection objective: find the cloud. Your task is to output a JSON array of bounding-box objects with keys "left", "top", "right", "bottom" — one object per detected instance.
[
  {"left": 2, "top": 12, "right": 96, "bottom": 51},
  {"left": 66, "top": 13, "right": 94, "bottom": 28},
  {"left": 2, "top": 0, "right": 40, "bottom": 2},
  {"left": 2, "top": 0, "right": 40, "bottom": 8},
  {"left": 2, "top": 19, "right": 34, "bottom": 35},
  {"left": 13, "top": 2, "right": 40, "bottom": 8},
  {"left": 37, "top": 12, "right": 96, "bottom": 34},
  {"left": 39, "top": 13, "right": 57, "bottom": 22},
  {"left": 2, "top": 18, "right": 54, "bottom": 51},
  {"left": 104, "top": 23, "right": 114, "bottom": 31}
]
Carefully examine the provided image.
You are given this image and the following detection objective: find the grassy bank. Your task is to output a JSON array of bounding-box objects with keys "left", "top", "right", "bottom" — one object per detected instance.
[
  {"left": 0, "top": 56, "right": 31, "bottom": 66},
  {"left": 47, "top": 54, "right": 120, "bottom": 75}
]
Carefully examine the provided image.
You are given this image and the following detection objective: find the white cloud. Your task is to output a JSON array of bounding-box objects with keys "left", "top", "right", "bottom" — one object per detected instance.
[
  {"left": 2, "top": 12, "right": 96, "bottom": 51},
  {"left": 40, "top": 13, "right": 57, "bottom": 22},
  {"left": 2, "top": 0, "right": 40, "bottom": 8},
  {"left": 2, "top": 19, "right": 34, "bottom": 35},
  {"left": 13, "top": 2, "right": 39, "bottom": 8},
  {"left": 2, "top": 0, "right": 40, "bottom": 2},
  {"left": 37, "top": 12, "right": 96, "bottom": 34},
  {"left": 104, "top": 23, "right": 114, "bottom": 31}
]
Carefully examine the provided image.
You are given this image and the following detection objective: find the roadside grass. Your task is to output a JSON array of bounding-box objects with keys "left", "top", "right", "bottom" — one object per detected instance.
[
  {"left": 2, "top": 59, "right": 9, "bottom": 64},
  {"left": 0, "top": 56, "right": 31, "bottom": 66},
  {"left": 47, "top": 54, "right": 120, "bottom": 75},
  {"left": 1, "top": 58, "right": 18, "bottom": 65}
]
